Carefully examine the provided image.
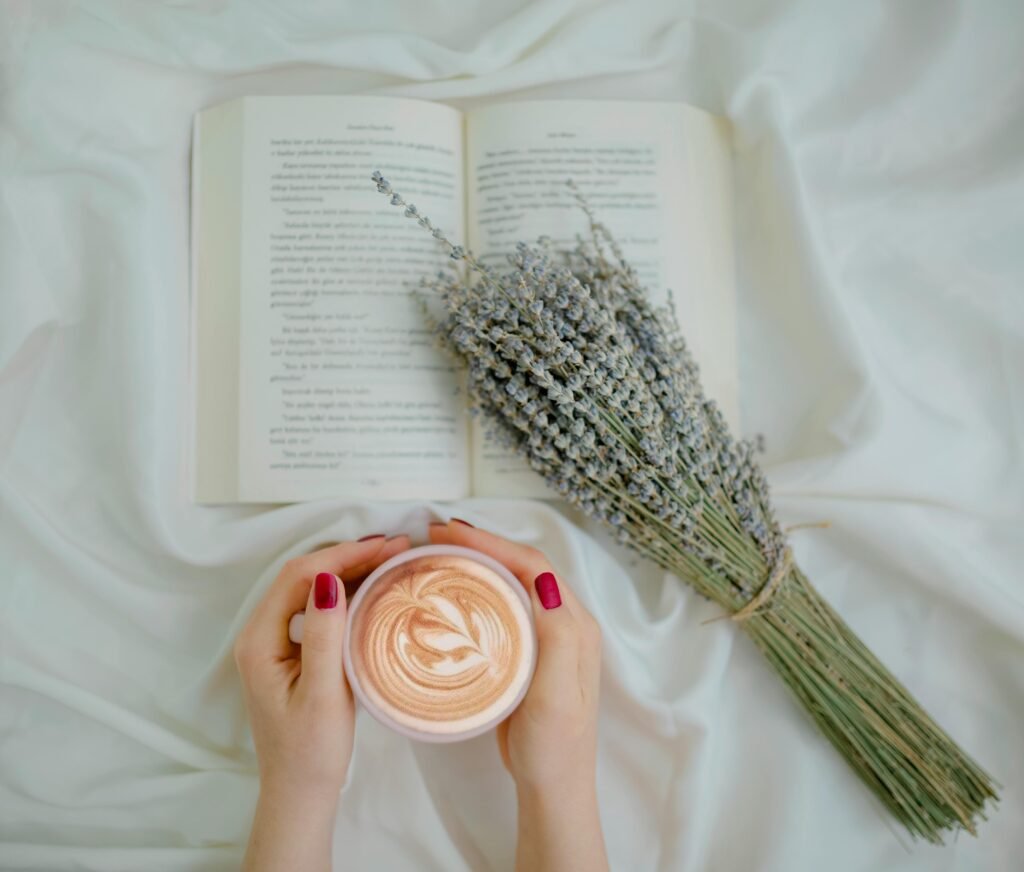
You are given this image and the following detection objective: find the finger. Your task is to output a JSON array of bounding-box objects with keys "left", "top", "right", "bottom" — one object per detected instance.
[
  {"left": 289, "top": 534, "right": 413, "bottom": 634},
  {"left": 266, "top": 536, "right": 389, "bottom": 601},
  {"left": 333, "top": 533, "right": 386, "bottom": 579},
  {"left": 243, "top": 537, "right": 390, "bottom": 662},
  {"left": 436, "top": 521, "right": 587, "bottom": 617},
  {"left": 342, "top": 535, "right": 411, "bottom": 600},
  {"left": 290, "top": 535, "right": 414, "bottom": 642},
  {"left": 340, "top": 535, "right": 410, "bottom": 582},
  {"left": 437, "top": 521, "right": 549, "bottom": 582},
  {"left": 297, "top": 571, "right": 348, "bottom": 695},
  {"left": 427, "top": 521, "right": 453, "bottom": 545},
  {"left": 523, "top": 569, "right": 582, "bottom": 707}
]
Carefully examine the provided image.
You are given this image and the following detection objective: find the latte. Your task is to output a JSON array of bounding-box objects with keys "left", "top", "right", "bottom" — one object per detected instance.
[{"left": 346, "top": 548, "right": 535, "bottom": 740}]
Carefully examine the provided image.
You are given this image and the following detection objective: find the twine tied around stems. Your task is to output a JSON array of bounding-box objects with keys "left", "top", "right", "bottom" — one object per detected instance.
[
  {"left": 730, "top": 546, "right": 793, "bottom": 622},
  {"left": 704, "top": 521, "right": 830, "bottom": 625}
]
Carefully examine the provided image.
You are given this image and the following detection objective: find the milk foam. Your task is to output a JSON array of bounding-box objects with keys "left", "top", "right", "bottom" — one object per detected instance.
[{"left": 350, "top": 555, "right": 533, "bottom": 736}]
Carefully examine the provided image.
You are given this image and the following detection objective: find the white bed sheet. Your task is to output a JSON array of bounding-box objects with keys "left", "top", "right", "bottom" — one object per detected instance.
[{"left": 1, "top": 2, "right": 1022, "bottom": 870}]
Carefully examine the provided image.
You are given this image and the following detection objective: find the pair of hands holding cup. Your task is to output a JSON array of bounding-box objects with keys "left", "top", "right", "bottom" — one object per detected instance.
[{"left": 234, "top": 520, "right": 608, "bottom": 872}]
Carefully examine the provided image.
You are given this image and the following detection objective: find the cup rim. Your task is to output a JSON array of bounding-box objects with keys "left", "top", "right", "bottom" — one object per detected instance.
[{"left": 343, "top": 543, "right": 537, "bottom": 743}]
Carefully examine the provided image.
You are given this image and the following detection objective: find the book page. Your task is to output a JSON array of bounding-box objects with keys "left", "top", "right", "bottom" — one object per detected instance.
[
  {"left": 212, "top": 96, "right": 469, "bottom": 503},
  {"left": 464, "top": 100, "right": 738, "bottom": 499},
  {"left": 192, "top": 100, "right": 244, "bottom": 503}
]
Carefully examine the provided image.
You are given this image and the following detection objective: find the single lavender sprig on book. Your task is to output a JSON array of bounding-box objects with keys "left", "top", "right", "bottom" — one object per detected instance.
[{"left": 371, "top": 171, "right": 998, "bottom": 843}]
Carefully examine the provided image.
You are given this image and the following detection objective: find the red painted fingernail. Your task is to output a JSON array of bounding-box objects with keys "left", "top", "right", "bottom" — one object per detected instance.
[
  {"left": 357, "top": 533, "right": 385, "bottom": 542},
  {"left": 534, "top": 572, "right": 562, "bottom": 610},
  {"left": 314, "top": 572, "right": 339, "bottom": 610},
  {"left": 451, "top": 518, "right": 474, "bottom": 528}
]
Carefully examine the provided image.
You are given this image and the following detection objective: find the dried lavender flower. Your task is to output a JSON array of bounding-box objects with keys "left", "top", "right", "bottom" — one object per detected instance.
[{"left": 371, "top": 173, "right": 998, "bottom": 844}]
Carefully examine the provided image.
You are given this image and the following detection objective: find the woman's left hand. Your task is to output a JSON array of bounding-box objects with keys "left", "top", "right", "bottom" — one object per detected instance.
[{"left": 234, "top": 534, "right": 410, "bottom": 871}]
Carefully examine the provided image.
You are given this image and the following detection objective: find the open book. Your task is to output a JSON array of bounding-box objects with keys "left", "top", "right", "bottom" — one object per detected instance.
[{"left": 191, "top": 97, "right": 737, "bottom": 503}]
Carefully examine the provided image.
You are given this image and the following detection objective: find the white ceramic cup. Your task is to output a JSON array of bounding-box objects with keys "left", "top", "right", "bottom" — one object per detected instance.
[{"left": 289, "top": 544, "right": 537, "bottom": 743}]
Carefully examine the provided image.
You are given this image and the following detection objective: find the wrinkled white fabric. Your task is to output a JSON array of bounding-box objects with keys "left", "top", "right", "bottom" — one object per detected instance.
[{"left": 1, "top": 2, "right": 1022, "bottom": 870}]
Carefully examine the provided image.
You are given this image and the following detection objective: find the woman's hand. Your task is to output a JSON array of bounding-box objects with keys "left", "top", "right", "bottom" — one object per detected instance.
[
  {"left": 429, "top": 520, "right": 609, "bottom": 872},
  {"left": 234, "top": 534, "right": 410, "bottom": 872}
]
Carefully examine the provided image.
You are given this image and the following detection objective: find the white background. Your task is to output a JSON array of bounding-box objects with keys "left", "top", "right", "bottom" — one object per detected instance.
[{"left": 1, "top": 2, "right": 1021, "bottom": 870}]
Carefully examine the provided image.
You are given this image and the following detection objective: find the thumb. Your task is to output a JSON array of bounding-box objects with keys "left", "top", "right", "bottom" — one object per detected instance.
[
  {"left": 526, "top": 571, "right": 581, "bottom": 703},
  {"left": 298, "top": 572, "right": 348, "bottom": 695}
]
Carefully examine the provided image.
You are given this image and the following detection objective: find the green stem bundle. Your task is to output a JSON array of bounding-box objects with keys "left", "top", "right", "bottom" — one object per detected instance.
[{"left": 747, "top": 567, "right": 996, "bottom": 841}]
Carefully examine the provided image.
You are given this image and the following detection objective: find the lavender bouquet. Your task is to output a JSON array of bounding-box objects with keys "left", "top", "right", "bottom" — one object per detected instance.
[{"left": 372, "top": 172, "right": 997, "bottom": 843}]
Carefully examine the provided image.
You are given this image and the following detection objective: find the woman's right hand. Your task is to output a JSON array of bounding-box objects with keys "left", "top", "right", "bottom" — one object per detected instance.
[{"left": 429, "top": 519, "right": 609, "bottom": 872}]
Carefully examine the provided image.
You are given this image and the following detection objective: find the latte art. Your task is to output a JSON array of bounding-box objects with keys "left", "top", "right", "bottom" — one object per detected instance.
[{"left": 350, "top": 555, "right": 532, "bottom": 734}]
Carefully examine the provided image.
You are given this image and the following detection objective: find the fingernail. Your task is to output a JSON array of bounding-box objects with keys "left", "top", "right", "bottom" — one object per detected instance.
[
  {"left": 315, "top": 572, "right": 339, "bottom": 610},
  {"left": 451, "top": 518, "right": 474, "bottom": 528},
  {"left": 428, "top": 521, "right": 446, "bottom": 528},
  {"left": 534, "top": 572, "right": 562, "bottom": 610},
  {"left": 357, "top": 533, "right": 385, "bottom": 542}
]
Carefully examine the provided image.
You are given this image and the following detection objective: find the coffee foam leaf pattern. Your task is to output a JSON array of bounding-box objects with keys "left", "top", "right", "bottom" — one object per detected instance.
[{"left": 352, "top": 556, "right": 526, "bottom": 726}]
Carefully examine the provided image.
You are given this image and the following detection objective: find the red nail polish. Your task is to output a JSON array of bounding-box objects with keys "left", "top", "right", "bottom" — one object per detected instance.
[
  {"left": 357, "top": 533, "right": 385, "bottom": 542},
  {"left": 314, "top": 572, "right": 339, "bottom": 610},
  {"left": 534, "top": 572, "right": 562, "bottom": 610},
  {"left": 451, "top": 518, "right": 474, "bottom": 528}
]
